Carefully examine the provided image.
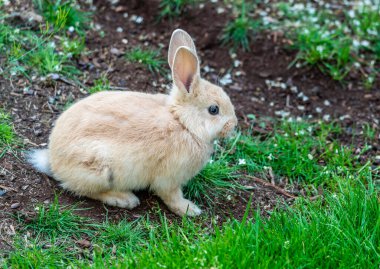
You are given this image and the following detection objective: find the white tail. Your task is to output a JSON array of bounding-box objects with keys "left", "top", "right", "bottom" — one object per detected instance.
[{"left": 26, "top": 149, "right": 52, "bottom": 176}]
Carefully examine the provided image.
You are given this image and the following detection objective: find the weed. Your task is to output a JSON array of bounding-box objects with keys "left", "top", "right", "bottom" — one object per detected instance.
[
  {"left": 95, "top": 219, "right": 146, "bottom": 255},
  {"left": 125, "top": 47, "right": 164, "bottom": 74},
  {"left": 272, "top": 1, "right": 380, "bottom": 85},
  {"left": 27, "top": 45, "right": 80, "bottom": 76},
  {"left": 185, "top": 159, "right": 240, "bottom": 205},
  {"left": 0, "top": 111, "right": 14, "bottom": 146},
  {"left": 158, "top": 0, "right": 197, "bottom": 20},
  {"left": 222, "top": 0, "right": 261, "bottom": 51},
  {"left": 33, "top": 0, "right": 91, "bottom": 35},
  {"left": 362, "top": 123, "right": 377, "bottom": 141},
  {"left": 88, "top": 75, "right": 111, "bottom": 94},
  {"left": 61, "top": 37, "right": 85, "bottom": 57},
  {"left": 18, "top": 196, "right": 92, "bottom": 239}
]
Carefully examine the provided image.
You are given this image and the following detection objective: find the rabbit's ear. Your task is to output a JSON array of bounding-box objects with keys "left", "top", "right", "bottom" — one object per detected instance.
[
  {"left": 172, "top": 46, "right": 200, "bottom": 94},
  {"left": 168, "top": 29, "right": 197, "bottom": 70}
]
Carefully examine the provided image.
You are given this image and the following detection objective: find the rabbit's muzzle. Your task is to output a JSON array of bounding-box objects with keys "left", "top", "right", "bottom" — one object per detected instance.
[{"left": 220, "top": 118, "right": 238, "bottom": 138}]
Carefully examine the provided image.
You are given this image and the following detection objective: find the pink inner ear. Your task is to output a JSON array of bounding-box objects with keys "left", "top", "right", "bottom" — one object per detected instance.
[{"left": 184, "top": 75, "right": 193, "bottom": 92}]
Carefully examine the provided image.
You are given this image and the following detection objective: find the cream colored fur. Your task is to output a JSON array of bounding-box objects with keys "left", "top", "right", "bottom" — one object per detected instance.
[{"left": 27, "top": 29, "right": 237, "bottom": 216}]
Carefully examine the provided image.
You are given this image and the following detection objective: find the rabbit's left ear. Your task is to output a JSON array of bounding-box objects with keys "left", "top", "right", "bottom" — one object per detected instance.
[{"left": 168, "top": 29, "right": 198, "bottom": 70}]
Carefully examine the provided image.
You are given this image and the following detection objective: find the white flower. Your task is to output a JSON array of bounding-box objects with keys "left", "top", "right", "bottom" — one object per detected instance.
[
  {"left": 48, "top": 41, "right": 56, "bottom": 48},
  {"left": 267, "top": 154, "right": 274, "bottom": 161},
  {"left": 209, "top": 159, "right": 214, "bottom": 164},
  {"left": 347, "top": 10, "right": 355, "bottom": 18},
  {"left": 308, "top": 154, "right": 313, "bottom": 160},
  {"left": 238, "top": 159, "right": 246, "bottom": 165},
  {"left": 316, "top": 45, "right": 324, "bottom": 53},
  {"left": 361, "top": 40, "right": 370, "bottom": 47},
  {"left": 352, "top": 39, "right": 360, "bottom": 48},
  {"left": 68, "top": 26, "right": 75, "bottom": 32}
]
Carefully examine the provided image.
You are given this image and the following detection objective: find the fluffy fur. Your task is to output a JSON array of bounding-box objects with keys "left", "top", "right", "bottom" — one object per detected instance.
[{"left": 27, "top": 29, "right": 237, "bottom": 216}]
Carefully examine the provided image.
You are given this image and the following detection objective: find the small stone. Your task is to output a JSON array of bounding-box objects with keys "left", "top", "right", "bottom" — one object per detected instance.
[
  {"left": 323, "top": 114, "right": 331, "bottom": 121},
  {"left": 216, "top": 7, "right": 225, "bottom": 14},
  {"left": 110, "top": 47, "right": 123, "bottom": 55},
  {"left": 323, "top": 100, "right": 331, "bottom": 106},
  {"left": 0, "top": 190, "right": 7, "bottom": 196},
  {"left": 229, "top": 84, "right": 242, "bottom": 91},
  {"left": 21, "top": 185, "right": 29, "bottom": 190},
  {"left": 11, "top": 203, "right": 20, "bottom": 209},
  {"left": 122, "top": 39, "right": 128, "bottom": 44},
  {"left": 48, "top": 96, "right": 55, "bottom": 104},
  {"left": 297, "top": 105, "right": 305, "bottom": 111},
  {"left": 49, "top": 73, "right": 60, "bottom": 80},
  {"left": 116, "top": 27, "right": 123, "bottom": 33},
  {"left": 258, "top": 71, "right": 271, "bottom": 78}
]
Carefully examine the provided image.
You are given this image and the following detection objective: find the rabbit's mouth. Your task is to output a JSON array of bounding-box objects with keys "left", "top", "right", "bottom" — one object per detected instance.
[{"left": 220, "top": 119, "right": 237, "bottom": 138}]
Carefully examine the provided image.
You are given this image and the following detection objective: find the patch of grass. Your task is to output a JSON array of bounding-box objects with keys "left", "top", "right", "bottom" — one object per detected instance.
[
  {"left": 18, "top": 196, "right": 92, "bottom": 239},
  {"left": 61, "top": 37, "right": 85, "bottom": 57},
  {"left": 88, "top": 75, "right": 111, "bottom": 94},
  {"left": 28, "top": 45, "right": 80, "bottom": 76},
  {"left": 4, "top": 238, "right": 79, "bottom": 269},
  {"left": 0, "top": 111, "right": 14, "bottom": 146},
  {"left": 0, "top": 23, "right": 81, "bottom": 78},
  {"left": 125, "top": 47, "right": 165, "bottom": 74},
  {"left": 362, "top": 123, "right": 377, "bottom": 141},
  {"left": 33, "top": 0, "right": 91, "bottom": 35},
  {"left": 95, "top": 219, "right": 145, "bottom": 255},
  {"left": 158, "top": 0, "right": 197, "bottom": 20},
  {"left": 222, "top": 0, "right": 261, "bottom": 51},
  {"left": 0, "top": 110, "right": 15, "bottom": 158},
  {"left": 222, "top": 120, "right": 362, "bottom": 186},
  {"left": 272, "top": 1, "right": 380, "bottom": 86},
  {"left": 185, "top": 159, "right": 240, "bottom": 205}
]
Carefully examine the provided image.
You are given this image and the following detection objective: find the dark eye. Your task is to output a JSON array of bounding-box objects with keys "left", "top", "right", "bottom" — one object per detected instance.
[{"left": 208, "top": 105, "right": 219, "bottom": 115}]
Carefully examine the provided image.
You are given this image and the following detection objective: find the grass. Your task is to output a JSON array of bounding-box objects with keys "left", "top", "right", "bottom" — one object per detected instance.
[
  {"left": 88, "top": 75, "right": 111, "bottom": 94},
  {"left": 125, "top": 47, "right": 165, "bottom": 74},
  {"left": 33, "top": 0, "right": 91, "bottom": 35},
  {"left": 3, "top": 171, "right": 379, "bottom": 268},
  {"left": 0, "top": 2, "right": 85, "bottom": 80},
  {"left": 222, "top": 0, "right": 261, "bottom": 51},
  {"left": 29, "top": 46, "right": 80, "bottom": 76},
  {"left": 0, "top": 111, "right": 15, "bottom": 158},
  {"left": 271, "top": 1, "right": 380, "bottom": 86},
  {"left": 158, "top": 0, "right": 197, "bottom": 20},
  {"left": 17, "top": 196, "right": 93, "bottom": 239}
]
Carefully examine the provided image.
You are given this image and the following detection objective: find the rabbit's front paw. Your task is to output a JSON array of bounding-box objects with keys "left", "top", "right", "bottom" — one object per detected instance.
[
  {"left": 172, "top": 199, "right": 202, "bottom": 217},
  {"left": 93, "top": 191, "right": 140, "bottom": 209}
]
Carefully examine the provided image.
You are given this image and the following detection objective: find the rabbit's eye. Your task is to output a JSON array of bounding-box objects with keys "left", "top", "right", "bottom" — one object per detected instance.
[{"left": 208, "top": 105, "right": 219, "bottom": 115}]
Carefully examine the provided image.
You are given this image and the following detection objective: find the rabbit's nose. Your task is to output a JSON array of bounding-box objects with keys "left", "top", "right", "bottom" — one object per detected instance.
[{"left": 221, "top": 119, "right": 236, "bottom": 138}]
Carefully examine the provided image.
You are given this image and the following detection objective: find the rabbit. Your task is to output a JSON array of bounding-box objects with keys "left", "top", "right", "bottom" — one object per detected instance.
[{"left": 27, "top": 29, "right": 237, "bottom": 216}]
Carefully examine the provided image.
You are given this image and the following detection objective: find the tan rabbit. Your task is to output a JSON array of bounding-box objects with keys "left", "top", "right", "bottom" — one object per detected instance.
[{"left": 27, "top": 29, "right": 237, "bottom": 216}]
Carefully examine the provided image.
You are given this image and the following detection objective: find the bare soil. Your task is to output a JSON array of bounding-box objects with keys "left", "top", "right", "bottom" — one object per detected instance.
[{"left": 0, "top": 0, "right": 379, "bottom": 248}]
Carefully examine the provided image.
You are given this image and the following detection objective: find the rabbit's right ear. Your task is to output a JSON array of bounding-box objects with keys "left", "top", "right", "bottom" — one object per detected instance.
[
  {"left": 172, "top": 46, "right": 200, "bottom": 95},
  {"left": 168, "top": 29, "right": 197, "bottom": 69}
]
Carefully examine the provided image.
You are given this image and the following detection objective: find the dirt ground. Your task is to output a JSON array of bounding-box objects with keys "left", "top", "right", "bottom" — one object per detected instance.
[{"left": 0, "top": 0, "right": 379, "bottom": 247}]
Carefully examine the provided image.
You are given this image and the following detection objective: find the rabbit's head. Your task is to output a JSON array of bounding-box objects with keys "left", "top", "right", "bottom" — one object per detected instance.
[{"left": 168, "top": 29, "right": 237, "bottom": 143}]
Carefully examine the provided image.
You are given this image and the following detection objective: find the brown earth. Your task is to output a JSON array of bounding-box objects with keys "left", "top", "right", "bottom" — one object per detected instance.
[{"left": 0, "top": 0, "right": 379, "bottom": 249}]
